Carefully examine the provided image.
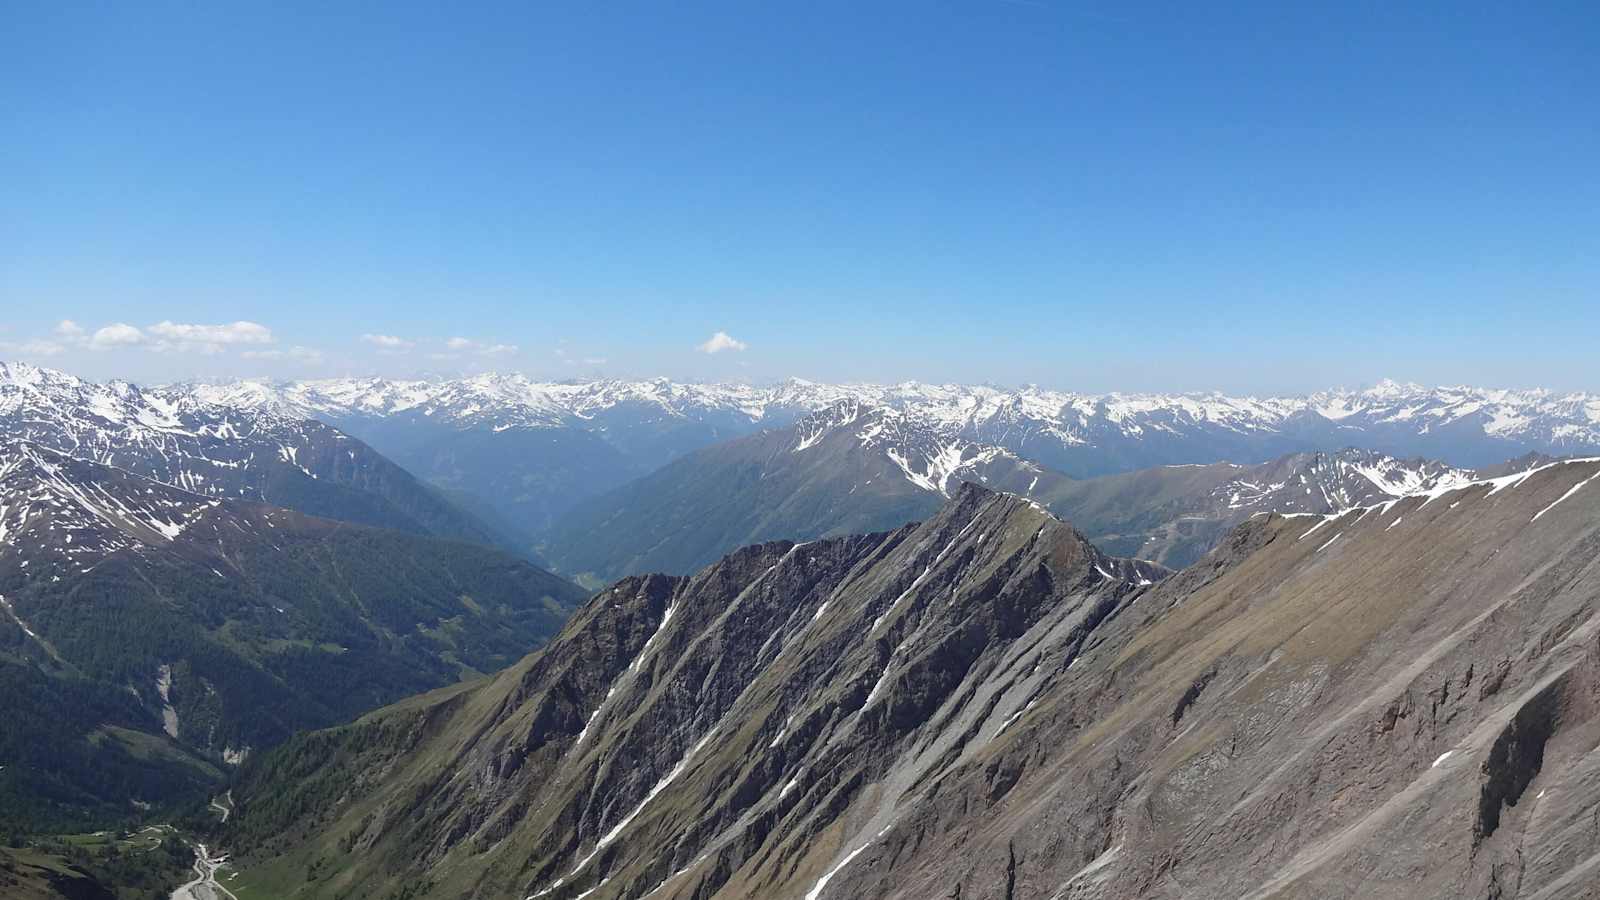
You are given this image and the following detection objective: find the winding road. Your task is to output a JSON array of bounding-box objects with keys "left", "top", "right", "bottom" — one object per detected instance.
[
  {"left": 209, "top": 790, "right": 233, "bottom": 824},
  {"left": 169, "top": 842, "right": 237, "bottom": 900}
]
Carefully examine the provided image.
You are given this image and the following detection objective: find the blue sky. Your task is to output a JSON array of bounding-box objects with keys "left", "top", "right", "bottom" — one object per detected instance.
[{"left": 3, "top": 1, "right": 1596, "bottom": 393}]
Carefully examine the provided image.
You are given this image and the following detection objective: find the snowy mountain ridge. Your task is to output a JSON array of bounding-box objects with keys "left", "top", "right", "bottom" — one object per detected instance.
[
  {"left": 790, "top": 400, "right": 1036, "bottom": 497},
  {"left": 167, "top": 372, "right": 1600, "bottom": 453},
  {"left": 0, "top": 361, "right": 524, "bottom": 551},
  {"left": 1210, "top": 448, "right": 1477, "bottom": 514},
  {"left": 0, "top": 440, "right": 242, "bottom": 567}
]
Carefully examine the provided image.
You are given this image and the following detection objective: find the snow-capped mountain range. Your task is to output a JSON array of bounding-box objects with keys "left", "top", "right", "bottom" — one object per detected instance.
[
  {"left": 0, "top": 361, "right": 522, "bottom": 552},
  {"left": 161, "top": 372, "right": 1600, "bottom": 538},
  {"left": 176, "top": 372, "right": 1600, "bottom": 468},
  {"left": 9, "top": 361, "right": 1597, "bottom": 553},
  {"left": 788, "top": 399, "right": 1041, "bottom": 496}
]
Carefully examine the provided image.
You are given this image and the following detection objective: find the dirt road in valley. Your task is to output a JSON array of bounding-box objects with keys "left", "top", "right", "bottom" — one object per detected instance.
[{"left": 169, "top": 843, "right": 236, "bottom": 900}]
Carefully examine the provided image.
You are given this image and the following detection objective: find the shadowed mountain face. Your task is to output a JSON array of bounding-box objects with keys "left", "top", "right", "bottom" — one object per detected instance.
[
  {"left": 0, "top": 442, "right": 588, "bottom": 833},
  {"left": 542, "top": 401, "right": 1071, "bottom": 584},
  {"left": 224, "top": 460, "right": 1600, "bottom": 899},
  {"left": 543, "top": 401, "right": 1492, "bottom": 581}
]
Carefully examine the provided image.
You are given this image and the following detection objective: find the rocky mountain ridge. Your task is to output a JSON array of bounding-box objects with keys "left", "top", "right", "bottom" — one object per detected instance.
[
  {"left": 223, "top": 483, "right": 1167, "bottom": 898},
  {"left": 0, "top": 361, "right": 521, "bottom": 555},
  {"left": 223, "top": 457, "right": 1600, "bottom": 899}
]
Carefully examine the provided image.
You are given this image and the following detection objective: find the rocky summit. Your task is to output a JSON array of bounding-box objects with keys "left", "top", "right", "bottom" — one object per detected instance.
[{"left": 219, "top": 455, "right": 1600, "bottom": 898}]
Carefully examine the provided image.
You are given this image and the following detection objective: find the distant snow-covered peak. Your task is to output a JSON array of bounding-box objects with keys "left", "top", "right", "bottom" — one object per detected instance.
[
  {"left": 142, "top": 370, "right": 1595, "bottom": 445},
  {"left": 13, "top": 363, "right": 1600, "bottom": 473},
  {"left": 1213, "top": 448, "right": 1477, "bottom": 515}
]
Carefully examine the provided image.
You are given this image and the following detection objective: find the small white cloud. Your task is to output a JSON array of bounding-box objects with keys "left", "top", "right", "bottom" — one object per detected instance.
[
  {"left": 582, "top": 356, "right": 608, "bottom": 365},
  {"left": 14, "top": 318, "right": 280, "bottom": 356},
  {"left": 445, "top": 336, "right": 474, "bottom": 351},
  {"left": 697, "top": 331, "right": 747, "bottom": 354},
  {"left": 480, "top": 343, "right": 518, "bottom": 356},
  {"left": 361, "top": 333, "right": 416, "bottom": 351},
  {"left": 89, "top": 323, "right": 147, "bottom": 349},
  {"left": 148, "top": 320, "right": 273, "bottom": 348}
]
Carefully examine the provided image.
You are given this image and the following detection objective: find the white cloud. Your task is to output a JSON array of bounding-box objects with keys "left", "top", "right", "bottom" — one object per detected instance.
[
  {"left": 140, "top": 320, "right": 275, "bottom": 355},
  {"left": 148, "top": 320, "right": 273, "bottom": 347},
  {"left": 697, "top": 330, "right": 747, "bottom": 354},
  {"left": 361, "top": 333, "right": 416, "bottom": 351},
  {"left": 89, "top": 323, "right": 147, "bottom": 349},
  {"left": 6, "top": 318, "right": 282, "bottom": 357}
]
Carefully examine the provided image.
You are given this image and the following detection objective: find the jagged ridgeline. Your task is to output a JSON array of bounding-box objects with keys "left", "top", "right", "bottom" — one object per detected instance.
[
  {"left": 224, "top": 461, "right": 1600, "bottom": 899},
  {"left": 0, "top": 442, "right": 588, "bottom": 834},
  {"left": 222, "top": 483, "right": 1165, "bottom": 896},
  {"left": 0, "top": 361, "right": 533, "bottom": 560},
  {"left": 170, "top": 371, "right": 1600, "bottom": 550}
]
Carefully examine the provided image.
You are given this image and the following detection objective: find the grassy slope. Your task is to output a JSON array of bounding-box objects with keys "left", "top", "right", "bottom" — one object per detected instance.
[{"left": 1, "top": 506, "right": 588, "bottom": 834}]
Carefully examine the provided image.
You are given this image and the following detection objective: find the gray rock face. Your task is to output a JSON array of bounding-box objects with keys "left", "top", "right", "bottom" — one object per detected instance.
[{"left": 226, "top": 460, "right": 1600, "bottom": 900}]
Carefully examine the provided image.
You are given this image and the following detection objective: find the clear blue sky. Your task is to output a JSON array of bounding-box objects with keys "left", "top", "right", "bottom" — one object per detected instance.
[{"left": 3, "top": 1, "right": 1596, "bottom": 392}]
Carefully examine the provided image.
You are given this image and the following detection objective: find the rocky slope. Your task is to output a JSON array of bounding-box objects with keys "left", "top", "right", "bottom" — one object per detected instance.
[
  {"left": 0, "top": 362, "right": 520, "bottom": 556},
  {"left": 0, "top": 441, "right": 587, "bottom": 833},
  {"left": 220, "top": 483, "right": 1165, "bottom": 898},
  {"left": 173, "top": 374, "right": 1600, "bottom": 540},
  {"left": 223, "top": 458, "right": 1600, "bottom": 899}
]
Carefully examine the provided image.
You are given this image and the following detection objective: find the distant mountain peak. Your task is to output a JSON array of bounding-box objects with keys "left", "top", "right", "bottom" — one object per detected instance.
[{"left": 135, "top": 368, "right": 1600, "bottom": 463}]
